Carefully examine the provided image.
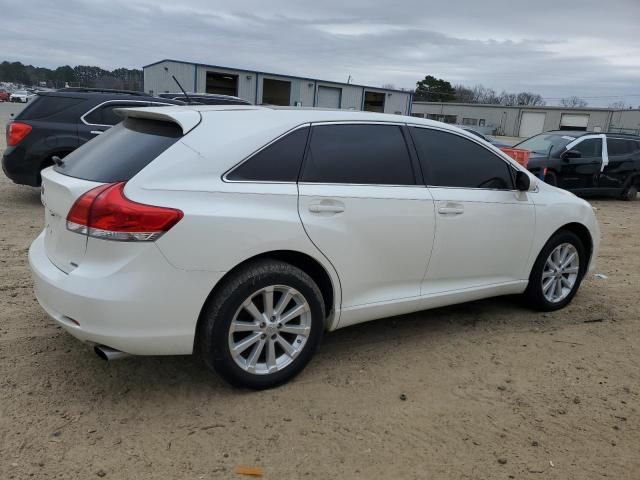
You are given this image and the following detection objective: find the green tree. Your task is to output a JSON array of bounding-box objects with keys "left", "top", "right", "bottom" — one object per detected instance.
[{"left": 414, "top": 75, "right": 456, "bottom": 102}]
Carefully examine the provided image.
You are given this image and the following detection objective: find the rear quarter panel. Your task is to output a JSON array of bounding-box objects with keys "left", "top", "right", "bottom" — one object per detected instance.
[{"left": 124, "top": 138, "right": 342, "bottom": 317}]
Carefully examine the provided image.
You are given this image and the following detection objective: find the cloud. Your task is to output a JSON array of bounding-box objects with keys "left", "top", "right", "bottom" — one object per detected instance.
[{"left": 2, "top": 0, "right": 639, "bottom": 106}]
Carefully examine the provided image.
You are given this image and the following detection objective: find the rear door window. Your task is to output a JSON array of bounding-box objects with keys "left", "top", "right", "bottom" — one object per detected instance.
[
  {"left": 226, "top": 127, "right": 309, "bottom": 182},
  {"left": 83, "top": 102, "right": 149, "bottom": 126},
  {"left": 54, "top": 118, "right": 181, "bottom": 182},
  {"left": 17, "top": 95, "right": 86, "bottom": 120},
  {"left": 607, "top": 138, "right": 633, "bottom": 156},
  {"left": 573, "top": 138, "right": 602, "bottom": 157},
  {"left": 300, "top": 124, "right": 415, "bottom": 185},
  {"left": 410, "top": 127, "right": 513, "bottom": 190}
]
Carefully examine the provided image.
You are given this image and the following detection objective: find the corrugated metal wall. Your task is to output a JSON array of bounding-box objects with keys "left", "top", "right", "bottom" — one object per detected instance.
[
  {"left": 411, "top": 102, "right": 640, "bottom": 137},
  {"left": 609, "top": 110, "right": 640, "bottom": 134},
  {"left": 195, "top": 66, "right": 257, "bottom": 102},
  {"left": 411, "top": 103, "right": 519, "bottom": 135},
  {"left": 144, "top": 60, "right": 412, "bottom": 114},
  {"left": 144, "top": 60, "right": 196, "bottom": 95},
  {"left": 539, "top": 110, "right": 609, "bottom": 133}
]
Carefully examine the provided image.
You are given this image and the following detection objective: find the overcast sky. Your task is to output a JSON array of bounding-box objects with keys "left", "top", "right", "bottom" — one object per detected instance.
[{"left": 3, "top": 0, "right": 640, "bottom": 106}]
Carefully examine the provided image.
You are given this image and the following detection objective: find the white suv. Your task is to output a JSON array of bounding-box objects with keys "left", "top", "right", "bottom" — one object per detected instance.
[{"left": 29, "top": 105, "right": 600, "bottom": 389}]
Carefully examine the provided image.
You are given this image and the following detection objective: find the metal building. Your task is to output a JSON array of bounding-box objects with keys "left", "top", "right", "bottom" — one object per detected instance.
[
  {"left": 143, "top": 59, "right": 413, "bottom": 115},
  {"left": 411, "top": 102, "right": 640, "bottom": 138}
]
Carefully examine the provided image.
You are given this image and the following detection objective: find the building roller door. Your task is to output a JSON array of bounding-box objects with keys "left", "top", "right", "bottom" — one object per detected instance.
[
  {"left": 519, "top": 112, "right": 546, "bottom": 138},
  {"left": 560, "top": 113, "right": 589, "bottom": 131},
  {"left": 317, "top": 86, "right": 341, "bottom": 108}
]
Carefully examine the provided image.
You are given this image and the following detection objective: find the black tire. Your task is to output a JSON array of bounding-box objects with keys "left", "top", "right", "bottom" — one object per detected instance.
[
  {"left": 198, "top": 259, "right": 325, "bottom": 389},
  {"left": 523, "top": 230, "right": 587, "bottom": 311},
  {"left": 621, "top": 184, "right": 638, "bottom": 201}
]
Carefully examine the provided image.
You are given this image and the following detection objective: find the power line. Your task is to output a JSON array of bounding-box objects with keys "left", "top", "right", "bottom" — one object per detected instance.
[{"left": 415, "top": 88, "right": 640, "bottom": 100}]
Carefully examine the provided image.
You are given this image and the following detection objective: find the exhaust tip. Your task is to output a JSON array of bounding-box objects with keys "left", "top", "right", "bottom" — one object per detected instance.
[
  {"left": 94, "top": 345, "right": 130, "bottom": 361},
  {"left": 94, "top": 345, "right": 108, "bottom": 361}
]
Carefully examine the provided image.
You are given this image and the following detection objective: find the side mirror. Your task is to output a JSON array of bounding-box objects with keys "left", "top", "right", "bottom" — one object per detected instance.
[
  {"left": 562, "top": 149, "right": 582, "bottom": 161},
  {"left": 515, "top": 171, "right": 531, "bottom": 191}
]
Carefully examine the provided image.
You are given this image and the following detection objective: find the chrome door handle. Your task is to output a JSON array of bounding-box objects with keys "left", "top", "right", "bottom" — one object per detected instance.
[
  {"left": 437, "top": 204, "right": 464, "bottom": 215},
  {"left": 309, "top": 204, "right": 345, "bottom": 214},
  {"left": 90, "top": 130, "right": 104, "bottom": 135}
]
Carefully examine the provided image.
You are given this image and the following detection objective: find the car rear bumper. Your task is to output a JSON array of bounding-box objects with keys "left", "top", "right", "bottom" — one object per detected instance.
[
  {"left": 29, "top": 231, "right": 223, "bottom": 355},
  {"left": 2, "top": 147, "right": 41, "bottom": 186}
]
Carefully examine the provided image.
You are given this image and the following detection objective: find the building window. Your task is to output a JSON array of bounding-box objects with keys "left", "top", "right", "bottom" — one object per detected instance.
[
  {"left": 411, "top": 113, "right": 425, "bottom": 118},
  {"left": 426, "top": 114, "right": 457, "bottom": 124},
  {"left": 262, "top": 78, "right": 291, "bottom": 106},
  {"left": 363, "top": 91, "right": 385, "bottom": 113},
  {"left": 462, "top": 118, "right": 479, "bottom": 126},
  {"left": 479, "top": 119, "right": 486, "bottom": 127},
  {"left": 205, "top": 72, "right": 238, "bottom": 96}
]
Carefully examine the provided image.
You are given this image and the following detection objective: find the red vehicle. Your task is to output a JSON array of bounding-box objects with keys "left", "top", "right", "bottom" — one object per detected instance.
[{"left": 0, "top": 89, "right": 10, "bottom": 102}]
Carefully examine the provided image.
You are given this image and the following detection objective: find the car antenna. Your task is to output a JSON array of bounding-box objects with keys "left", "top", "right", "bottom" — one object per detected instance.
[{"left": 165, "top": 67, "right": 193, "bottom": 104}]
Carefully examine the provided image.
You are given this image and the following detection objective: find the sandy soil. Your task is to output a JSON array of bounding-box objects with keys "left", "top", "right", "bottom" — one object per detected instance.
[{"left": 0, "top": 103, "right": 638, "bottom": 479}]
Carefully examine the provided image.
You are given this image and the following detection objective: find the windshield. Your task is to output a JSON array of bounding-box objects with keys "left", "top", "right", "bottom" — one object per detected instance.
[{"left": 515, "top": 133, "right": 576, "bottom": 154}]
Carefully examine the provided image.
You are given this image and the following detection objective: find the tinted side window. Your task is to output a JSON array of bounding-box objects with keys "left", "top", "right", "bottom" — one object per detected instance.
[
  {"left": 18, "top": 96, "right": 86, "bottom": 120},
  {"left": 227, "top": 127, "right": 309, "bottom": 182},
  {"left": 411, "top": 127, "right": 513, "bottom": 190},
  {"left": 608, "top": 138, "right": 632, "bottom": 156},
  {"left": 84, "top": 102, "right": 147, "bottom": 126},
  {"left": 301, "top": 124, "right": 415, "bottom": 185},
  {"left": 573, "top": 138, "right": 602, "bottom": 157}
]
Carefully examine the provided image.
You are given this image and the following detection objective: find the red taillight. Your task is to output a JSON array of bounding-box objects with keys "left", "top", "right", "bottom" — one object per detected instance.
[
  {"left": 66, "top": 182, "right": 183, "bottom": 242},
  {"left": 7, "top": 122, "right": 32, "bottom": 146}
]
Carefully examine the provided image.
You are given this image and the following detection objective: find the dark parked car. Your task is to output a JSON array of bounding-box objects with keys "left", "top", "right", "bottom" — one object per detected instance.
[
  {"left": 157, "top": 92, "right": 251, "bottom": 105},
  {"left": 462, "top": 128, "right": 511, "bottom": 148},
  {"left": 516, "top": 131, "right": 640, "bottom": 200},
  {"left": 2, "top": 88, "right": 183, "bottom": 186}
]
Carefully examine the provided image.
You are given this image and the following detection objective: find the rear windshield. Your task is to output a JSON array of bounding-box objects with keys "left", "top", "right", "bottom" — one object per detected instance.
[
  {"left": 17, "top": 95, "right": 86, "bottom": 120},
  {"left": 54, "top": 118, "right": 182, "bottom": 182}
]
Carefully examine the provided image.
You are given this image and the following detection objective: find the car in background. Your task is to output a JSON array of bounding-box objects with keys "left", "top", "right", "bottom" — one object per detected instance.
[
  {"left": 157, "top": 92, "right": 251, "bottom": 105},
  {"left": 2, "top": 88, "right": 183, "bottom": 186},
  {"left": 515, "top": 131, "right": 640, "bottom": 200},
  {"left": 0, "top": 89, "right": 10, "bottom": 102},
  {"left": 462, "top": 128, "right": 512, "bottom": 148},
  {"left": 10, "top": 90, "right": 34, "bottom": 103},
  {"left": 29, "top": 106, "right": 599, "bottom": 389}
]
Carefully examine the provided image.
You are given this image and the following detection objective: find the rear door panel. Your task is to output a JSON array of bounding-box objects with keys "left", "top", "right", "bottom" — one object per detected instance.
[{"left": 299, "top": 184, "right": 435, "bottom": 307}]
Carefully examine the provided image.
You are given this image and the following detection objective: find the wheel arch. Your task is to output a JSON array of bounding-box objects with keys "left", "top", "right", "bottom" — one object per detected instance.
[
  {"left": 195, "top": 250, "right": 339, "bottom": 350},
  {"left": 623, "top": 173, "right": 640, "bottom": 188},
  {"left": 553, "top": 222, "right": 594, "bottom": 266}
]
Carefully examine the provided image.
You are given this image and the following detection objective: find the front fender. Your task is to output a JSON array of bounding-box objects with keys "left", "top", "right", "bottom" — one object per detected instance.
[{"left": 528, "top": 185, "right": 600, "bottom": 273}]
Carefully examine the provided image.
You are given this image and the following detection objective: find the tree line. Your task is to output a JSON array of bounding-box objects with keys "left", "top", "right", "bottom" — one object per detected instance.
[
  {"left": 0, "top": 61, "right": 143, "bottom": 91},
  {"left": 412, "top": 75, "right": 597, "bottom": 108}
]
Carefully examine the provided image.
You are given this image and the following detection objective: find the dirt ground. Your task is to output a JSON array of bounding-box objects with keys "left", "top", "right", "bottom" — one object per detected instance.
[{"left": 0, "top": 102, "right": 638, "bottom": 479}]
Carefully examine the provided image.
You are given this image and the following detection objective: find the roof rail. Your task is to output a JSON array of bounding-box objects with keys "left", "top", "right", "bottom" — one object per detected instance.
[
  {"left": 57, "top": 87, "right": 148, "bottom": 96},
  {"left": 604, "top": 131, "right": 640, "bottom": 138}
]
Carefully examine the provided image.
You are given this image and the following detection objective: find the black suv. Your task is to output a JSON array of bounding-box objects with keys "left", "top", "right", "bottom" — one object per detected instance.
[
  {"left": 2, "top": 88, "right": 183, "bottom": 186},
  {"left": 517, "top": 131, "right": 640, "bottom": 200}
]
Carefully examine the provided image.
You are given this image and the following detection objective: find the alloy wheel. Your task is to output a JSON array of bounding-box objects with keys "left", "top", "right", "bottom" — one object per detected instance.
[
  {"left": 228, "top": 285, "right": 312, "bottom": 375},
  {"left": 542, "top": 243, "right": 580, "bottom": 303}
]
